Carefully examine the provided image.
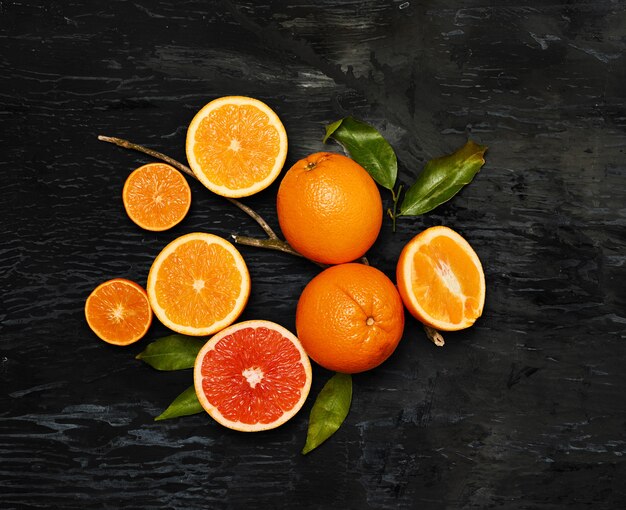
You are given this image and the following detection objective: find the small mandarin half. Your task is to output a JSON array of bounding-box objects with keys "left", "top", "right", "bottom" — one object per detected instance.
[
  {"left": 396, "top": 226, "right": 486, "bottom": 331},
  {"left": 276, "top": 152, "right": 383, "bottom": 265},
  {"left": 193, "top": 320, "right": 312, "bottom": 432},
  {"left": 122, "top": 163, "right": 191, "bottom": 231},
  {"left": 296, "top": 263, "right": 405, "bottom": 373},
  {"left": 147, "top": 232, "right": 250, "bottom": 336},
  {"left": 85, "top": 278, "right": 152, "bottom": 346},
  {"left": 186, "top": 96, "right": 288, "bottom": 198}
]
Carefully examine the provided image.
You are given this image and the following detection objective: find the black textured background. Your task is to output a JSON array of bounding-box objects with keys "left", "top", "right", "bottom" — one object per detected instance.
[{"left": 1, "top": 1, "right": 625, "bottom": 508}]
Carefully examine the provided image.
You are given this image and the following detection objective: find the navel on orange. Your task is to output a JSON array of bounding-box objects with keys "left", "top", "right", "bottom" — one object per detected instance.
[
  {"left": 186, "top": 96, "right": 288, "bottom": 198},
  {"left": 277, "top": 152, "right": 383, "bottom": 265},
  {"left": 396, "top": 226, "right": 486, "bottom": 331},
  {"left": 296, "top": 263, "right": 405, "bottom": 373},
  {"left": 122, "top": 163, "right": 191, "bottom": 231},
  {"left": 85, "top": 278, "right": 152, "bottom": 346},
  {"left": 194, "top": 320, "right": 312, "bottom": 432},
  {"left": 147, "top": 233, "right": 250, "bottom": 336}
]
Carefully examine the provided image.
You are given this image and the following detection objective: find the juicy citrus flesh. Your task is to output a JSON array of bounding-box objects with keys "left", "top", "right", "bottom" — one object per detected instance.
[
  {"left": 194, "top": 320, "right": 312, "bottom": 432},
  {"left": 85, "top": 278, "right": 152, "bottom": 346},
  {"left": 147, "top": 233, "right": 250, "bottom": 336},
  {"left": 296, "top": 263, "right": 405, "bottom": 373},
  {"left": 397, "top": 226, "right": 485, "bottom": 331},
  {"left": 186, "top": 96, "right": 288, "bottom": 198},
  {"left": 122, "top": 163, "right": 191, "bottom": 231},
  {"left": 277, "top": 152, "right": 383, "bottom": 265}
]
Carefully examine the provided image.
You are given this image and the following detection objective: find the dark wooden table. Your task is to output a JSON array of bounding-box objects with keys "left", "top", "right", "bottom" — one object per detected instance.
[{"left": 2, "top": 1, "right": 625, "bottom": 508}]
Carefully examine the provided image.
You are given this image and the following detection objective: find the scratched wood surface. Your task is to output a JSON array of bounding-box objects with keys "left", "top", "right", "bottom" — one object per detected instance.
[{"left": 1, "top": 1, "right": 625, "bottom": 508}]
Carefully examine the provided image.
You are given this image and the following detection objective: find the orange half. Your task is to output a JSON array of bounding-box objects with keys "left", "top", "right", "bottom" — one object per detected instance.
[
  {"left": 186, "top": 96, "right": 288, "bottom": 198},
  {"left": 85, "top": 278, "right": 152, "bottom": 345},
  {"left": 122, "top": 163, "right": 191, "bottom": 231},
  {"left": 396, "top": 226, "right": 485, "bottom": 331},
  {"left": 147, "top": 233, "right": 250, "bottom": 336},
  {"left": 194, "top": 320, "right": 312, "bottom": 432}
]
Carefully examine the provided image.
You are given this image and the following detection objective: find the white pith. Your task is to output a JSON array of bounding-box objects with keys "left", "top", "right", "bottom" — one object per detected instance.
[
  {"left": 228, "top": 139, "right": 241, "bottom": 152},
  {"left": 242, "top": 367, "right": 264, "bottom": 389},
  {"left": 435, "top": 259, "right": 462, "bottom": 297},
  {"left": 110, "top": 304, "right": 125, "bottom": 322}
]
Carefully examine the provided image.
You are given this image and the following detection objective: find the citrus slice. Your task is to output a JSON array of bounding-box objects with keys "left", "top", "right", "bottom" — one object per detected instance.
[
  {"left": 396, "top": 226, "right": 486, "bottom": 331},
  {"left": 147, "top": 233, "right": 250, "bottom": 336},
  {"left": 85, "top": 278, "right": 152, "bottom": 345},
  {"left": 194, "top": 320, "right": 312, "bottom": 432},
  {"left": 186, "top": 96, "right": 288, "bottom": 198},
  {"left": 122, "top": 163, "right": 191, "bottom": 231}
]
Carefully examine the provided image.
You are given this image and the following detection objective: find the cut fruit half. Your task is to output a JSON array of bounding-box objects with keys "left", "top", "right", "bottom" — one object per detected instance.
[
  {"left": 186, "top": 96, "right": 288, "bottom": 198},
  {"left": 85, "top": 278, "right": 152, "bottom": 345},
  {"left": 194, "top": 320, "right": 312, "bottom": 432},
  {"left": 396, "top": 226, "right": 486, "bottom": 331},
  {"left": 122, "top": 163, "right": 191, "bottom": 231},
  {"left": 147, "top": 233, "right": 250, "bottom": 336}
]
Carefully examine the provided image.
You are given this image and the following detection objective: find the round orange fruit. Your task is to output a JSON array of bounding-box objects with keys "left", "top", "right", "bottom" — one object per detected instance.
[
  {"left": 186, "top": 96, "right": 288, "bottom": 198},
  {"left": 194, "top": 320, "right": 312, "bottom": 432},
  {"left": 122, "top": 163, "right": 191, "bottom": 231},
  {"left": 85, "top": 278, "right": 152, "bottom": 346},
  {"left": 276, "top": 152, "right": 383, "bottom": 265},
  {"left": 147, "top": 233, "right": 250, "bottom": 336},
  {"left": 396, "top": 226, "right": 485, "bottom": 331},
  {"left": 296, "top": 263, "right": 404, "bottom": 373}
]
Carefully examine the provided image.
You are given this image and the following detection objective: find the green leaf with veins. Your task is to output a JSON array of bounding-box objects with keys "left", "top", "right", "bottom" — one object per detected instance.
[
  {"left": 400, "top": 140, "right": 487, "bottom": 216},
  {"left": 136, "top": 335, "right": 205, "bottom": 371},
  {"left": 302, "top": 373, "right": 352, "bottom": 455},
  {"left": 155, "top": 385, "right": 204, "bottom": 421},
  {"left": 324, "top": 117, "right": 397, "bottom": 190}
]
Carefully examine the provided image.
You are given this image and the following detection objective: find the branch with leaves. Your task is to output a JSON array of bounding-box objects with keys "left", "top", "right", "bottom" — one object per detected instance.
[{"left": 322, "top": 117, "right": 487, "bottom": 232}]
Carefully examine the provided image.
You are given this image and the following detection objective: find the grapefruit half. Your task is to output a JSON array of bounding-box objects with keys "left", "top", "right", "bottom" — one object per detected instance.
[{"left": 194, "top": 320, "right": 312, "bottom": 432}]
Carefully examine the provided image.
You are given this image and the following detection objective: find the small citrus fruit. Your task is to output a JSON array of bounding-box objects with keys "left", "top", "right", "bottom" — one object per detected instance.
[
  {"left": 147, "top": 233, "right": 250, "bottom": 336},
  {"left": 276, "top": 152, "right": 383, "bottom": 265},
  {"left": 85, "top": 278, "right": 152, "bottom": 345},
  {"left": 194, "top": 320, "right": 312, "bottom": 432},
  {"left": 296, "top": 263, "right": 404, "bottom": 373},
  {"left": 396, "top": 226, "right": 485, "bottom": 331},
  {"left": 186, "top": 96, "right": 288, "bottom": 198},
  {"left": 122, "top": 163, "right": 191, "bottom": 231}
]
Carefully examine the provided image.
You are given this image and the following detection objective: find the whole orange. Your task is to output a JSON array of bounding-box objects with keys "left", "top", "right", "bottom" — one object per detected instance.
[
  {"left": 276, "top": 152, "right": 383, "bottom": 265},
  {"left": 296, "top": 263, "right": 405, "bottom": 373}
]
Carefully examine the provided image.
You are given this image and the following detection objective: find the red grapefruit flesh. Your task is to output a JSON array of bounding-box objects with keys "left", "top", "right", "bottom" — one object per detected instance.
[{"left": 193, "top": 320, "right": 312, "bottom": 432}]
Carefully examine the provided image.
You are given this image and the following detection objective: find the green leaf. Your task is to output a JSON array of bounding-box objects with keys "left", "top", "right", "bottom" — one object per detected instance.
[
  {"left": 323, "top": 117, "right": 397, "bottom": 190},
  {"left": 302, "top": 373, "right": 352, "bottom": 455},
  {"left": 136, "top": 335, "right": 205, "bottom": 371},
  {"left": 323, "top": 118, "right": 344, "bottom": 143},
  {"left": 155, "top": 385, "right": 204, "bottom": 421},
  {"left": 400, "top": 140, "right": 487, "bottom": 216}
]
